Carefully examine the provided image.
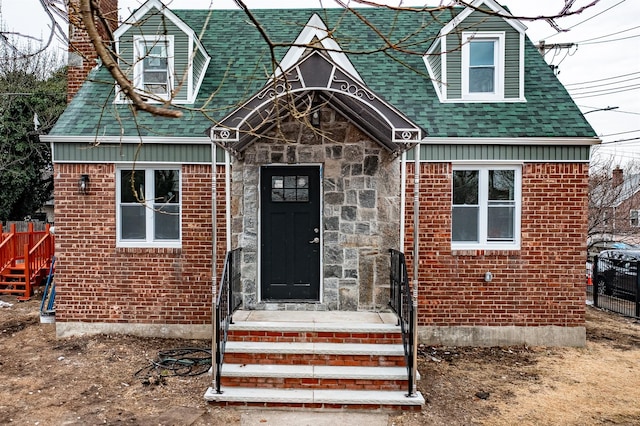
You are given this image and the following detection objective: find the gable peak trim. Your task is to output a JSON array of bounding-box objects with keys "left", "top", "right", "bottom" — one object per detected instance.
[
  {"left": 442, "top": 0, "right": 527, "bottom": 35},
  {"left": 275, "top": 13, "right": 363, "bottom": 83},
  {"left": 115, "top": 0, "right": 194, "bottom": 39}
]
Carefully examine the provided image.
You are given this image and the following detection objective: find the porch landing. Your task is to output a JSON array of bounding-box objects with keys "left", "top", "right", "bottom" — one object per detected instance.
[
  {"left": 204, "top": 310, "right": 425, "bottom": 411},
  {"left": 231, "top": 309, "right": 399, "bottom": 325}
]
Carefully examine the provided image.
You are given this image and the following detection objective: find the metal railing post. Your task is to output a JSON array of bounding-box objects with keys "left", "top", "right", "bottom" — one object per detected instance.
[
  {"left": 635, "top": 260, "right": 640, "bottom": 318},
  {"left": 592, "top": 255, "right": 599, "bottom": 307}
]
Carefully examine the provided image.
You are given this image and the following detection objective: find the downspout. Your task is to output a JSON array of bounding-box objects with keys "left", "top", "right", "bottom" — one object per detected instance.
[
  {"left": 400, "top": 151, "right": 407, "bottom": 250},
  {"left": 411, "top": 145, "right": 420, "bottom": 396},
  {"left": 210, "top": 140, "right": 218, "bottom": 391},
  {"left": 225, "top": 150, "right": 232, "bottom": 252}
]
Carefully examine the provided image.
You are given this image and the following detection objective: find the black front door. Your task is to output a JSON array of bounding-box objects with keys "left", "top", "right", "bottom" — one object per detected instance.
[{"left": 260, "top": 166, "right": 321, "bottom": 301}]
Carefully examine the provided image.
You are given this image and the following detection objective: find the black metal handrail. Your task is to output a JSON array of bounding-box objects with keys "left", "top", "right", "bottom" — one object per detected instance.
[
  {"left": 389, "top": 249, "right": 416, "bottom": 397},
  {"left": 214, "top": 248, "right": 242, "bottom": 394}
]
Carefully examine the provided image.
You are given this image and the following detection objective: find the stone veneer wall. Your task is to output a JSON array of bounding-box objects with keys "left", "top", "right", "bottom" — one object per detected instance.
[{"left": 231, "top": 109, "right": 401, "bottom": 311}]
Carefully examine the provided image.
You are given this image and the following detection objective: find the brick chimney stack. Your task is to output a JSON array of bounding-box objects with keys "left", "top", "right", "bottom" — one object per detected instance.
[
  {"left": 612, "top": 166, "right": 623, "bottom": 188},
  {"left": 66, "top": 0, "right": 119, "bottom": 102}
]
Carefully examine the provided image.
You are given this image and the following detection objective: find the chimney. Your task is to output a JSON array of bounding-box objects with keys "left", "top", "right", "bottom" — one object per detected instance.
[
  {"left": 612, "top": 166, "right": 623, "bottom": 188},
  {"left": 66, "top": 0, "right": 119, "bottom": 102}
]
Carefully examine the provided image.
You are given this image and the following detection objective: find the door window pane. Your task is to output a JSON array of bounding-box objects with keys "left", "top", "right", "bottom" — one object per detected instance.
[{"left": 271, "top": 174, "right": 310, "bottom": 202}]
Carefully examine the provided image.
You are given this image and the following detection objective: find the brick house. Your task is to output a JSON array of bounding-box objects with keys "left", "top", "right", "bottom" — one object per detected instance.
[{"left": 44, "top": 0, "right": 596, "bottom": 359}]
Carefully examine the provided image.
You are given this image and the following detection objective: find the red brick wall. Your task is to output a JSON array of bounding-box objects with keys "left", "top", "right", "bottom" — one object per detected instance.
[
  {"left": 67, "top": 0, "right": 119, "bottom": 102},
  {"left": 404, "top": 162, "right": 588, "bottom": 328},
  {"left": 53, "top": 163, "right": 226, "bottom": 324},
  {"left": 55, "top": 160, "right": 587, "bottom": 328}
]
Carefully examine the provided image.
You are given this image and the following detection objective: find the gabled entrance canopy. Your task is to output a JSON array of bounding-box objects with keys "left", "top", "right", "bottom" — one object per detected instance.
[{"left": 209, "top": 51, "right": 422, "bottom": 158}]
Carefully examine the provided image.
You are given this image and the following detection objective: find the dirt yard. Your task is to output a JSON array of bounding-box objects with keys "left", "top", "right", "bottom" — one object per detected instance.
[{"left": 1, "top": 296, "right": 639, "bottom": 426}]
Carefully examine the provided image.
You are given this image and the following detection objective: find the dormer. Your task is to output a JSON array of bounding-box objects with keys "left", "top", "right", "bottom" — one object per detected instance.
[
  {"left": 114, "top": 0, "right": 210, "bottom": 104},
  {"left": 424, "top": 0, "right": 527, "bottom": 103}
]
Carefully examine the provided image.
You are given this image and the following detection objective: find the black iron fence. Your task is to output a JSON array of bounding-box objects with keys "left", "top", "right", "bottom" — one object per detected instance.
[
  {"left": 589, "top": 254, "right": 640, "bottom": 319},
  {"left": 389, "top": 249, "right": 417, "bottom": 397},
  {"left": 213, "top": 248, "right": 242, "bottom": 394}
]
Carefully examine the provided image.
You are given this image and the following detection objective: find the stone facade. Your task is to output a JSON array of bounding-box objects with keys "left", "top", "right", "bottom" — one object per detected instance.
[{"left": 231, "top": 107, "right": 401, "bottom": 311}]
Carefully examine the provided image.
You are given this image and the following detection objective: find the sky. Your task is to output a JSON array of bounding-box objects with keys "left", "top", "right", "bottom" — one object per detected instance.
[{"left": 1, "top": 0, "right": 639, "bottom": 166}]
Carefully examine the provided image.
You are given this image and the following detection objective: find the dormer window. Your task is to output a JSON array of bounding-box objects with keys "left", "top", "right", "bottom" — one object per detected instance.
[
  {"left": 134, "top": 36, "right": 174, "bottom": 99},
  {"left": 469, "top": 41, "right": 495, "bottom": 93},
  {"left": 462, "top": 32, "right": 504, "bottom": 100}
]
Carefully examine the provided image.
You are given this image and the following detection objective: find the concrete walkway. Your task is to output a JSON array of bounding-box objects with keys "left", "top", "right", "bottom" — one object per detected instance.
[{"left": 240, "top": 410, "right": 389, "bottom": 426}]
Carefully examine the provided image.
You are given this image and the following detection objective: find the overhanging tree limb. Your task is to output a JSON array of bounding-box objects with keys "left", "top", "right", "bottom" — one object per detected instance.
[{"left": 78, "top": 0, "right": 182, "bottom": 118}]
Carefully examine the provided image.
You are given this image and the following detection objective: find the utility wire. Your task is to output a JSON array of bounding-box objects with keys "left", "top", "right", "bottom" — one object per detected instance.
[
  {"left": 569, "top": 83, "right": 640, "bottom": 96},
  {"left": 581, "top": 33, "right": 640, "bottom": 45},
  {"left": 575, "top": 24, "right": 640, "bottom": 44},
  {"left": 578, "top": 105, "right": 640, "bottom": 116},
  {"left": 567, "top": 72, "right": 640, "bottom": 86},
  {"left": 543, "top": 0, "right": 628, "bottom": 40},
  {"left": 571, "top": 85, "right": 640, "bottom": 99},
  {"left": 599, "top": 129, "right": 640, "bottom": 137},
  {"left": 569, "top": 76, "right": 640, "bottom": 91}
]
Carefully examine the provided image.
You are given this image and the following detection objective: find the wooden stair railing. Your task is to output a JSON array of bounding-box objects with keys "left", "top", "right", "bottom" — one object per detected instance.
[{"left": 0, "top": 223, "right": 55, "bottom": 300}]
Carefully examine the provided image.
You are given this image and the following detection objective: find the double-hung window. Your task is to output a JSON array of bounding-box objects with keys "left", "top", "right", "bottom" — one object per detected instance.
[
  {"left": 117, "top": 167, "right": 181, "bottom": 248},
  {"left": 452, "top": 165, "right": 521, "bottom": 250},
  {"left": 631, "top": 210, "right": 639, "bottom": 227},
  {"left": 134, "top": 36, "right": 174, "bottom": 98},
  {"left": 461, "top": 32, "right": 505, "bottom": 100}
]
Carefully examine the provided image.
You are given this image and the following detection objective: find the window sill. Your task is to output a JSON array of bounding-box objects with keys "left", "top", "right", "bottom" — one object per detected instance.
[
  {"left": 115, "top": 246, "right": 182, "bottom": 255},
  {"left": 451, "top": 248, "right": 520, "bottom": 257}
]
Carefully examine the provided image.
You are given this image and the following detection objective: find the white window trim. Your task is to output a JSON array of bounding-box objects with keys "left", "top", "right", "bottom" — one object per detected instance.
[
  {"left": 631, "top": 210, "right": 639, "bottom": 227},
  {"left": 461, "top": 32, "right": 505, "bottom": 101},
  {"left": 116, "top": 165, "right": 182, "bottom": 249},
  {"left": 132, "top": 35, "right": 175, "bottom": 102},
  {"left": 451, "top": 164, "right": 521, "bottom": 250}
]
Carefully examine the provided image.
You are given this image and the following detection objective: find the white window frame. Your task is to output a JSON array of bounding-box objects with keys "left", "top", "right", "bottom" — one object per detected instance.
[
  {"left": 451, "top": 164, "right": 521, "bottom": 250},
  {"left": 631, "top": 210, "right": 639, "bottom": 227},
  {"left": 116, "top": 165, "right": 182, "bottom": 248},
  {"left": 133, "top": 35, "right": 175, "bottom": 101},
  {"left": 461, "top": 32, "right": 505, "bottom": 101}
]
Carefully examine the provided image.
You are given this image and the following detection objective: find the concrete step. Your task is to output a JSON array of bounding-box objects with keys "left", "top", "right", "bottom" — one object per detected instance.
[
  {"left": 220, "top": 364, "right": 416, "bottom": 390},
  {"left": 203, "top": 387, "right": 425, "bottom": 410},
  {"left": 228, "top": 320, "right": 401, "bottom": 344},
  {"left": 206, "top": 310, "right": 423, "bottom": 411},
  {"left": 223, "top": 341, "right": 405, "bottom": 366}
]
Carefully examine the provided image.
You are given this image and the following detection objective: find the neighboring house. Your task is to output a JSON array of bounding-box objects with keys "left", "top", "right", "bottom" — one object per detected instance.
[
  {"left": 43, "top": 0, "right": 597, "bottom": 348},
  {"left": 589, "top": 166, "right": 640, "bottom": 253}
]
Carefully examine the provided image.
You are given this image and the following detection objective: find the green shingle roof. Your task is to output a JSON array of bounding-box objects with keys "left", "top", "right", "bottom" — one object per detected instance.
[{"left": 49, "top": 7, "right": 596, "bottom": 139}]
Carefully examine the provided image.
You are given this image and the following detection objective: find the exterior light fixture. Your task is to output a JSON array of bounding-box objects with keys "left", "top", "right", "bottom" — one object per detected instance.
[{"left": 79, "top": 174, "right": 90, "bottom": 195}]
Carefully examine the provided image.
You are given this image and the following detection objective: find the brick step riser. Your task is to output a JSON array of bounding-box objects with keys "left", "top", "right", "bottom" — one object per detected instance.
[
  {"left": 228, "top": 331, "right": 400, "bottom": 344},
  {"left": 220, "top": 376, "right": 408, "bottom": 390},
  {"left": 213, "top": 401, "right": 421, "bottom": 411},
  {"left": 224, "top": 353, "right": 405, "bottom": 367}
]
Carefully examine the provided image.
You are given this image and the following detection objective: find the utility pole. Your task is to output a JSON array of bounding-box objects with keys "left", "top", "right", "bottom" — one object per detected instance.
[
  {"left": 536, "top": 41, "right": 577, "bottom": 56},
  {"left": 536, "top": 41, "right": 577, "bottom": 75}
]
